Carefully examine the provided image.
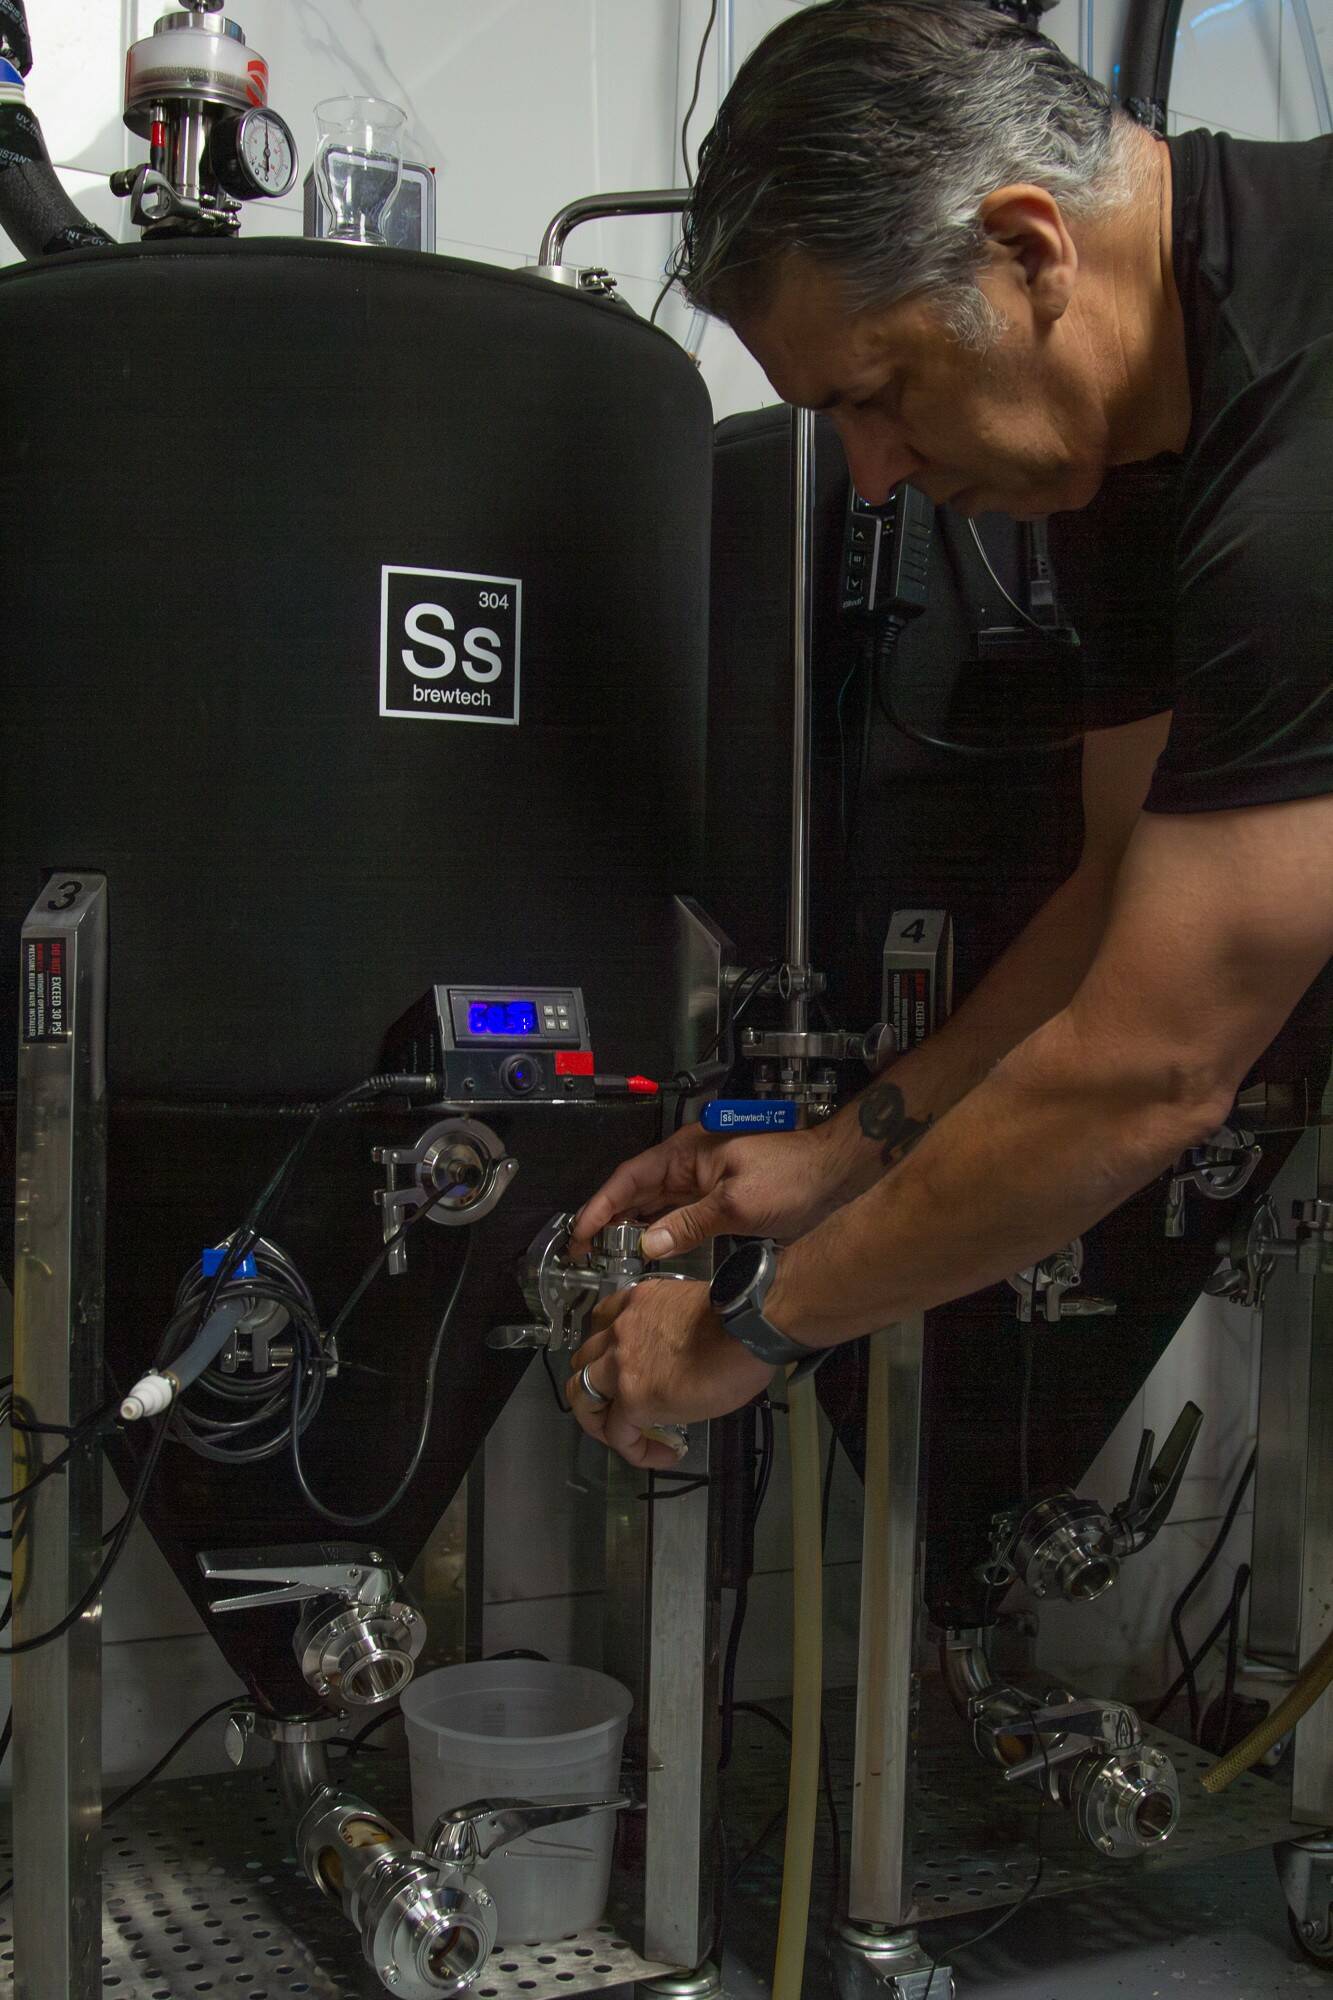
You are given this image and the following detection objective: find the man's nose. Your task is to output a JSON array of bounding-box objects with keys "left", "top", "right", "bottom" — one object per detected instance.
[{"left": 838, "top": 426, "right": 921, "bottom": 507}]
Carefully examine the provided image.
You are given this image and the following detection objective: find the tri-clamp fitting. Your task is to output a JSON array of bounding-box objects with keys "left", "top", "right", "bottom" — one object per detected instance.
[
  {"left": 1165, "top": 1123, "right": 1262, "bottom": 1238},
  {"left": 202, "top": 1543, "right": 424, "bottom": 1711},
  {"left": 1207, "top": 1193, "right": 1333, "bottom": 1308},
  {"left": 297, "top": 1786, "right": 628, "bottom": 1999},
  {"left": 945, "top": 1637, "right": 1180, "bottom": 1860},
  {"left": 1007, "top": 1236, "right": 1116, "bottom": 1322},
  {"left": 373, "top": 1116, "right": 518, "bottom": 1275},
  {"left": 489, "top": 1213, "right": 691, "bottom": 1455},
  {"left": 491, "top": 1211, "right": 689, "bottom": 1354},
  {"left": 978, "top": 1402, "right": 1202, "bottom": 1602}
]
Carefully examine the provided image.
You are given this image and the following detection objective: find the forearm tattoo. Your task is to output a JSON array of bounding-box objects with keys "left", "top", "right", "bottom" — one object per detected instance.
[{"left": 858, "top": 1080, "right": 934, "bottom": 1167}]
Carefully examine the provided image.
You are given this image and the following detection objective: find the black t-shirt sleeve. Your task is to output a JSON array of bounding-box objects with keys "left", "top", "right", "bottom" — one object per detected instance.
[{"left": 1146, "top": 338, "right": 1333, "bottom": 813}]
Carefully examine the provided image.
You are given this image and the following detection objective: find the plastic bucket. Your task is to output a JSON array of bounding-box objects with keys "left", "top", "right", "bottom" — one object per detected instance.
[{"left": 401, "top": 1661, "right": 633, "bottom": 1945}]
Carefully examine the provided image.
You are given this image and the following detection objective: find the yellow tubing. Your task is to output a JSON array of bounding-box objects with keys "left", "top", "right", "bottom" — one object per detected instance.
[
  {"left": 772, "top": 1367, "right": 824, "bottom": 2000},
  {"left": 1202, "top": 1624, "right": 1333, "bottom": 1793}
]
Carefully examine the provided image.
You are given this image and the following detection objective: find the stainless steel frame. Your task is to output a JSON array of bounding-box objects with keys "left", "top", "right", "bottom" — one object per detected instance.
[
  {"left": 1248, "top": 1124, "right": 1333, "bottom": 1823},
  {"left": 847, "top": 1321, "right": 926, "bottom": 1926},
  {"left": 11, "top": 872, "right": 109, "bottom": 2000},
  {"left": 605, "top": 895, "right": 728, "bottom": 1975}
]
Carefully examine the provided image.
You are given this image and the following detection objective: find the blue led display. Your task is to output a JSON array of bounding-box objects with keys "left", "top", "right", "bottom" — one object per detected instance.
[{"left": 468, "top": 999, "right": 538, "bottom": 1036}]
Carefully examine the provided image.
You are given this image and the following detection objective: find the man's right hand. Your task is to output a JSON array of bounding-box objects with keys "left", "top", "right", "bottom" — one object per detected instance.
[{"left": 569, "top": 1120, "right": 847, "bottom": 1263}]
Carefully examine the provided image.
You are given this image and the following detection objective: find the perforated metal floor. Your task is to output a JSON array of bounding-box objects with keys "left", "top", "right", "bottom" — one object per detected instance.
[
  {"left": 0, "top": 1761, "right": 662, "bottom": 2000},
  {"left": 723, "top": 1685, "right": 1305, "bottom": 1929}
]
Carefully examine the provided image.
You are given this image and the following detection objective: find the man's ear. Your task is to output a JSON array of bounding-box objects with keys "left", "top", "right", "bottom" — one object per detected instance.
[{"left": 977, "top": 184, "right": 1078, "bottom": 322}]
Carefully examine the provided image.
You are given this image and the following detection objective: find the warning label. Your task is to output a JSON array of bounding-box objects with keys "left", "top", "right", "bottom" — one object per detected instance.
[{"left": 23, "top": 936, "right": 69, "bottom": 1041}]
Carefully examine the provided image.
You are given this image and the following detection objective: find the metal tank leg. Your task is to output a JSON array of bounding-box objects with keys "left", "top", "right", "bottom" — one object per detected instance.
[
  {"left": 11, "top": 873, "right": 109, "bottom": 2000},
  {"left": 831, "top": 1920, "right": 951, "bottom": 2000},
  {"left": 848, "top": 1320, "right": 927, "bottom": 1928},
  {"left": 1246, "top": 1126, "right": 1333, "bottom": 1823},
  {"left": 636, "top": 1962, "right": 725, "bottom": 1997}
]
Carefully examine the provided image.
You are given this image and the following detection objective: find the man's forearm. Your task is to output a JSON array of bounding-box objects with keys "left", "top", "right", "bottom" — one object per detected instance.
[
  {"left": 768, "top": 1000, "right": 1229, "bottom": 1345},
  {"left": 816, "top": 856, "right": 1120, "bottom": 1199}
]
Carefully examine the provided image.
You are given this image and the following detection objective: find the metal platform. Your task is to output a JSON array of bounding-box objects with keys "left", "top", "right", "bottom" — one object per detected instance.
[
  {"left": 0, "top": 1685, "right": 1303, "bottom": 1999},
  {"left": 0, "top": 1755, "right": 665, "bottom": 2000},
  {"left": 723, "top": 1686, "right": 1306, "bottom": 1929}
]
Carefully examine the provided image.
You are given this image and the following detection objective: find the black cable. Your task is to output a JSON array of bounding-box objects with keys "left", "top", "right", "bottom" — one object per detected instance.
[
  {"left": 336, "top": 1704, "right": 402, "bottom": 1758},
  {"left": 0, "top": 1709, "right": 10, "bottom": 1769},
  {"left": 821, "top": 1422, "right": 838, "bottom": 1551},
  {"left": 102, "top": 1695, "right": 244, "bottom": 1821},
  {"left": 727, "top": 1701, "right": 843, "bottom": 1910},
  {"left": 289, "top": 1232, "right": 472, "bottom": 1529},
  {"left": 1149, "top": 1578, "right": 1252, "bottom": 1725},
  {"left": 718, "top": 1580, "right": 748, "bottom": 1770},
  {"left": 1166, "top": 1447, "right": 1256, "bottom": 1741},
  {"left": 754, "top": 1396, "right": 775, "bottom": 1520},
  {"left": 1218, "top": 1562, "right": 1250, "bottom": 1750},
  {"left": 650, "top": 270, "right": 676, "bottom": 325},
  {"left": 539, "top": 1349, "right": 568, "bottom": 1414},
  {"left": 1018, "top": 1324, "right": 1035, "bottom": 1497},
  {"left": 680, "top": 0, "right": 719, "bottom": 187}
]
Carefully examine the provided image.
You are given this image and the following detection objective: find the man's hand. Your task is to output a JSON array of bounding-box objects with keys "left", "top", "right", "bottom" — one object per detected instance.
[
  {"left": 569, "top": 1121, "right": 845, "bottom": 1263},
  {"left": 565, "top": 1278, "right": 773, "bottom": 1466}
]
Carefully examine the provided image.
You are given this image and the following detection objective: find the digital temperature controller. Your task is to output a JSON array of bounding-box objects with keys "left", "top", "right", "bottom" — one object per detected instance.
[{"left": 383, "top": 984, "right": 594, "bottom": 1101}]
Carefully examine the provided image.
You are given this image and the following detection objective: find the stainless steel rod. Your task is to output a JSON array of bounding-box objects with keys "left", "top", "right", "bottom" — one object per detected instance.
[
  {"left": 538, "top": 188, "right": 690, "bottom": 268},
  {"left": 787, "top": 405, "right": 816, "bottom": 1034}
]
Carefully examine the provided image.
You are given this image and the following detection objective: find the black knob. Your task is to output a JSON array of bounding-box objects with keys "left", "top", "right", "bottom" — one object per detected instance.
[{"left": 500, "top": 1054, "right": 541, "bottom": 1097}]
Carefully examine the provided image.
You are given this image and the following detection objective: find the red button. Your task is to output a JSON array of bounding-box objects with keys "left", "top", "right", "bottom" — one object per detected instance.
[{"left": 555, "top": 1051, "right": 595, "bottom": 1077}]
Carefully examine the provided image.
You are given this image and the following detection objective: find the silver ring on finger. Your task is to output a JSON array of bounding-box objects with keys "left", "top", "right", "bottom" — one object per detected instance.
[{"left": 579, "top": 1363, "right": 612, "bottom": 1410}]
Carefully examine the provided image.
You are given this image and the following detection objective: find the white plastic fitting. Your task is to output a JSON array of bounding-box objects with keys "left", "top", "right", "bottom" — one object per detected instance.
[{"left": 120, "top": 1370, "right": 177, "bottom": 1422}]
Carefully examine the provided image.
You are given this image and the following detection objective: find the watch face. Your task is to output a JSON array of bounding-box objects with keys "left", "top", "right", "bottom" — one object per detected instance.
[{"left": 714, "top": 1239, "right": 768, "bottom": 1315}]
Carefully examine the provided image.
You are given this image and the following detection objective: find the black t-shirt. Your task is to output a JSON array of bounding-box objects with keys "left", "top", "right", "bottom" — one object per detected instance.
[{"left": 1048, "top": 128, "right": 1333, "bottom": 813}]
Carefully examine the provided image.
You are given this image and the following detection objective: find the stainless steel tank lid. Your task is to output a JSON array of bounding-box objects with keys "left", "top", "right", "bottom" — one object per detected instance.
[{"left": 156, "top": 10, "right": 246, "bottom": 40}]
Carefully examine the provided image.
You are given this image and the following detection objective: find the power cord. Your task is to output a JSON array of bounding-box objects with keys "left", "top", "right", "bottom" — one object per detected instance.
[
  {"left": 680, "top": 0, "right": 719, "bottom": 186},
  {"left": 1161, "top": 1447, "right": 1256, "bottom": 1741},
  {"left": 288, "top": 1229, "right": 473, "bottom": 1529}
]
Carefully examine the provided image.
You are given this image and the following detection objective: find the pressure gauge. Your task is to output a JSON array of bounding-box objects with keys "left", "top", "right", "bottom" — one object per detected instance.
[{"left": 209, "top": 107, "right": 298, "bottom": 200}]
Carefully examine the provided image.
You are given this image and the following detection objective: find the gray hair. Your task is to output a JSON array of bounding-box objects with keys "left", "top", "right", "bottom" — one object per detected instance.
[{"left": 675, "top": 0, "right": 1138, "bottom": 348}]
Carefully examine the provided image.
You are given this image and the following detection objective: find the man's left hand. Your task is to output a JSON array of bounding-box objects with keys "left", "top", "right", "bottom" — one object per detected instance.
[{"left": 566, "top": 1279, "right": 773, "bottom": 1468}]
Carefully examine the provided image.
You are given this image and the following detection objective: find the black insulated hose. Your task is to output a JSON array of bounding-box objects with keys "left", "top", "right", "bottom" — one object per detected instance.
[
  {"left": 0, "top": 0, "right": 113, "bottom": 258},
  {"left": 1118, "top": 0, "right": 1183, "bottom": 132}
]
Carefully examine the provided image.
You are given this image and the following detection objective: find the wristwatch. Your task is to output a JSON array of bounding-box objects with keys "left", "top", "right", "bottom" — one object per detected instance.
[{"left": 709, "top": 1239, "right": 829, "bottom": 1374}]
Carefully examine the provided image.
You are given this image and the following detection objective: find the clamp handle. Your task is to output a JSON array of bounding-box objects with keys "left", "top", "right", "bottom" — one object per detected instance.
[
  {"left": 1111, "top": 1401, "right": 1203, "bottom": 1554},
  {"left": 430, "top": 1792, "right": 631, "bottom": 1872}
]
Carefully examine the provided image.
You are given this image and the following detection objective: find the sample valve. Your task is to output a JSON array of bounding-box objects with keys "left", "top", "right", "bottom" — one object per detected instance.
[{"left": 490, "top": 1213, "right": 690, "bottom": 1454}]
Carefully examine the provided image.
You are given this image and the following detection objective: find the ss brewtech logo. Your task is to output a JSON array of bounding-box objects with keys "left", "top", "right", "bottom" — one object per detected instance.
[{"left": 380, "top": 564, "right": 522, "bottom": 726}]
